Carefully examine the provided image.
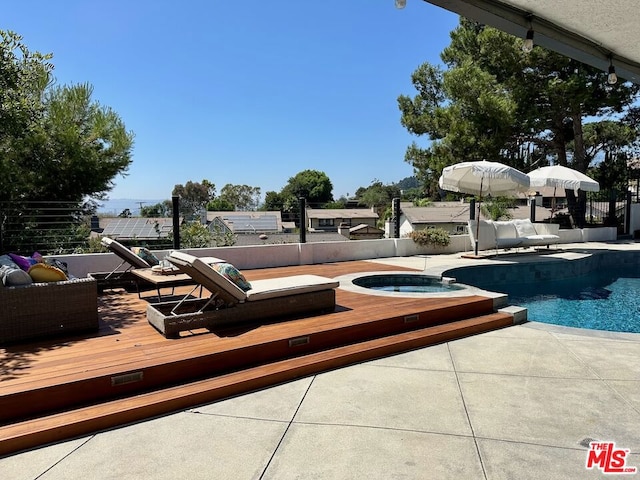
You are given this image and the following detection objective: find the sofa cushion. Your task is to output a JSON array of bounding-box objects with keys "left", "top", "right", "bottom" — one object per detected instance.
[
  {"left": 0, "top": 254, "right": 19, "bottom": 269},
  {"left": 0, "top": 264, "right": 33, "bottom": 286},
  {"left": 513, "top": 219, "right": 538, "bottom": 237},
  {"left": 493, "top": 221, "right": 518, "bottom": 239},
  {"left": 28, "top": 263, "right": 68, "bottom": 282}
]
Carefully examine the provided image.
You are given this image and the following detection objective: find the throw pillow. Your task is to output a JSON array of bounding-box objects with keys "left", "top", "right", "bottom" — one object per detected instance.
[
  {"left": 212, "top": 263, "right": 252, "bottom": 291},
  {"left": 513, "top": 219, "right": 538, "bottom": 237},
  {"left": 0, "top": 264, "right": 33, "bottom": 286},
  {"left": 28, "top": 263, "right": 68, "bottom": 283},
  {"left": 131, "top": 247, "right": 160, "bottom": 266},
  {"left": 8, "top": 253, "right": 33, "bottom": 271},
  {"left": 0, "top": 254, "right": 20, "bottom": 269}
]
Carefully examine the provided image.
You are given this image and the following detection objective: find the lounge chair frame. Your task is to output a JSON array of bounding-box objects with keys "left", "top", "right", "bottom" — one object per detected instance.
[
  {"left": 146, "top": 252, "right": 338, "bottom": 338},
  {"left": 89, "top": 237, "right": 154, "bottom": 293}
]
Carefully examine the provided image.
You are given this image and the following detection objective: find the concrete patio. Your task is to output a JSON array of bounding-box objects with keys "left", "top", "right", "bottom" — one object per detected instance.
[{"left": 1, "top": 244, "right": 639, "bottom": 479}]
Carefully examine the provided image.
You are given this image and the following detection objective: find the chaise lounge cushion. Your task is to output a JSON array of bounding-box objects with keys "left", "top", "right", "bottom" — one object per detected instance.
[
  {"left": 149, "top": 251, "right": 340, "bottom": 338},
  {"left": 245, "top": 275, "right": 340, "bottom": 301},
  {"left": 167, "top": 251, "right": 339, "bottom": 304},
  {"left": 101, "top": 237, "right": 152, "bottom": 269}
]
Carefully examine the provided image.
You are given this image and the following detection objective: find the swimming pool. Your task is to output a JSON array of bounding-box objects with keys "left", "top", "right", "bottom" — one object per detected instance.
[
  {"left": 444, "top": 253, "right": 640, "bottom": 333},
  {"left": 485, "top": 267, "right": 640, "bottom": 333}
]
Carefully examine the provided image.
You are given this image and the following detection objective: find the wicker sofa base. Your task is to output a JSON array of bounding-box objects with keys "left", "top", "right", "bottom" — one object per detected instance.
[
  {"left": 147, "top": 289, "right": 336, "bottom": 338},
  {"left": 0, "top": 277, "right": 99, "bottom": 344}
]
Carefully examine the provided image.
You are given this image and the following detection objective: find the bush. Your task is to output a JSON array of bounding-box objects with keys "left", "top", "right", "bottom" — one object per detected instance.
[{"left": 407, "top": 228, "right": 450, "bottom": 247}]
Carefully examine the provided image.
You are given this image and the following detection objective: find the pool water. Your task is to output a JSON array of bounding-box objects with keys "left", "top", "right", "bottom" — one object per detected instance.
[
  {"left": 487, "top": 267, "right": 640, "bottom": 333},
  {"left": 353, "top": 274, "right": 465, "bottom": 293}
]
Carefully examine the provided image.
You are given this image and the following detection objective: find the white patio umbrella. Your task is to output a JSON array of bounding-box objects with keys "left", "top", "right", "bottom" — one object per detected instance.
[
  {"left": 439, "top": 160, "right": 530, "bottom": 256},
  {"left": 528, "top": 165, "right": 600, "bottom": 217}
]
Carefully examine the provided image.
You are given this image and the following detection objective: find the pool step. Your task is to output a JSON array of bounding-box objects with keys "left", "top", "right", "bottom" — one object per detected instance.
[{"left": 0, "top": 312, "right": 513, "bottom": 456}]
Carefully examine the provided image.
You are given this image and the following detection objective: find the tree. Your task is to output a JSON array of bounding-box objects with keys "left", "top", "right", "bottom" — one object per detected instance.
[
  {"left": 206, "top": 197, "right": 235, "bottom": 211},
  {"left": 281, "top": 170, "right": 334, "bottom": 207},
  {"left": 141, "top": 201, "right": 171, "bottom": 217},
  {"left": 172, "top": 179, "right": 215, "bottom": 220},
  {"left": 0, "top": 30, "right": 134, "bottom": 253},
  {"left": 398, "top": 19, "right": 640, "bottom": 224},
  {"left": 356, "top": 180, "right": 401, "bottom": 225},
  {"left": 0, "top": 32, "right": 133, "bottom": 203},
  {"left": 218, "top": 184, "right": 261, "bottom": 211}
]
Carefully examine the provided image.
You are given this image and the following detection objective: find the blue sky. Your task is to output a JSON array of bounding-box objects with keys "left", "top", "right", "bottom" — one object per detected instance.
[{"left": 5, "top": 1, "right": 460, "bottom": 204}]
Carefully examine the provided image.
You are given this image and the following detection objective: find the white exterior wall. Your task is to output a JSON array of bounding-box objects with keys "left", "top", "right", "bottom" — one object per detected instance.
[{"left": 57, "top": 227, "right": 617, "bottom": 278}]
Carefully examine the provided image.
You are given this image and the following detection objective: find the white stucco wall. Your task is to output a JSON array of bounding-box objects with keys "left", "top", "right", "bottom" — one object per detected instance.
[{"left": 55, "top": 226, "right": 618, "bottom": 278}]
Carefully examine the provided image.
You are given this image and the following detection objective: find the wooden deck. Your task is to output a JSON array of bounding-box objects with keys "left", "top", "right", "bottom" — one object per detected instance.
[{"left": 0, "top": 261, "right": 514, "bottom": 456}]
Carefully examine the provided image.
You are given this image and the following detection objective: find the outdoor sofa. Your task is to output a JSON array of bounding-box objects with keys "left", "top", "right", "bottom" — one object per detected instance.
[
  {"left": 468, "top": 219, "right": 560, "bottom": 252},
  {"left": 146, "top": 251, "right": 339, "bottom": 338},
  {"left": 0, "top": 253, "right": 98, "bottom": 344}
]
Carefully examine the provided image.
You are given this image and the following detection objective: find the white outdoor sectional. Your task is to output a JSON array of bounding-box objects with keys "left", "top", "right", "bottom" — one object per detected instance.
[{"left": 468, "top": 219, "right": 560, "bottom": 252}]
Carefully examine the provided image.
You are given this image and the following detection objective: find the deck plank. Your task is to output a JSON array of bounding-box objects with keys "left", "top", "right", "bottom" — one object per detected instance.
[{"left": 0, "top": 260, "right": 513, "bottom": 455}]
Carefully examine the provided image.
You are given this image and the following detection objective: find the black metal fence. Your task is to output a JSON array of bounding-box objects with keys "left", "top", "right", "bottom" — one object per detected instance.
[
  {"left": 585, "top": 190, "right": 632, "bottom": 235},
  {"left": 0, "top": 201, "right": 99, "bottom": 255}
]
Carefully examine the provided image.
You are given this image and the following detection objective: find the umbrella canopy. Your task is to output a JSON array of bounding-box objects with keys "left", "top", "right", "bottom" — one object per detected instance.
[
  {"left": 528, "top": 165, "right": 600, "bottom": 194},
  {"left": 438, "top": 161, "right": 530, "bottom": 257},
  {"left": 439, "top": 160, "right": 531, "bottom": 197}
]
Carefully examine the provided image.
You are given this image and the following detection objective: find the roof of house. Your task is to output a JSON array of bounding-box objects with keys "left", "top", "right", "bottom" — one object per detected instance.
[
  {"left": 101, "top": 217, "right": 175, "bottom": 240},
  {"left": 232, "top": 232, "right": 349, "bottom": 246},
  {"left": 205, "top": 211, "right": 282, "bottom": 233},
  {"left": 349, "top": 224, "right": 385, "bottom": 234},
  {"left": 306, "top": 209, "right": 378, "bottom": 220}
]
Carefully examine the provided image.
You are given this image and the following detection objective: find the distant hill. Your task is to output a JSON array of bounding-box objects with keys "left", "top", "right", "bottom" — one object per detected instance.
[{"left": 97, "top": 199, "right": 165, "bottom": 216}]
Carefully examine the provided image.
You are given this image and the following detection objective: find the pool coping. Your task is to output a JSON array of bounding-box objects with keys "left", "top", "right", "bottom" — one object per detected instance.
[{"left": 335, "top": 270, "right": 506, "bottom": 302}]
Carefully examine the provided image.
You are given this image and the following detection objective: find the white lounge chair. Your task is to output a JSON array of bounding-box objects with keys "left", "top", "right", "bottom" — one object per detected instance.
[{"left": 146, "top": 251, "right": 339, "bottom": 338}]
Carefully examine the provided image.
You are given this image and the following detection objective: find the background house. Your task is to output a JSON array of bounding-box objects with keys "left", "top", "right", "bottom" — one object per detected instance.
[
  {"left": 389, "top": 201, "right": 554, "bottom": 237},
  {"left": 306, "top": 209, "right": 378, "bottom": 232}
]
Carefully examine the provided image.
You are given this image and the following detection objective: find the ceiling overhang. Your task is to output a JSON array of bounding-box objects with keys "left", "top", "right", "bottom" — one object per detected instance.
[{"left": 422, "top": 0, "right": 640, "bottom": 84}]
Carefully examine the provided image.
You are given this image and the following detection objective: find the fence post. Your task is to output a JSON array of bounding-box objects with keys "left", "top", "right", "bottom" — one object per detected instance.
[
  {"left": 608, "top": 190, "right": 617, "bottom": 228},
  {"left": 299, "top": 197, "right": 306, "bottom": 244},
  {"left": 172, "top": 195, "right": 180, "bottom": 249},
  {"left": 392, "top": 197, "right": 401, "bottom": 238},
  {"left": 0, "top": 206, "right": 4, "bottom": 253},
  {"left": 626, "top": 190, "right": 632, "bottom": 235},
  {"left": 530, "top": 200, "right": 536, "bottom": 222}
]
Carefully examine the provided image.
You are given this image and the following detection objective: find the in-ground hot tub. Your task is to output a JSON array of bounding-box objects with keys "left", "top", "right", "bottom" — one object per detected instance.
[
  {"left": 335, "top": 271, "right": 496, "bottom": 300},
  {"left": 352, "top": 273, "right": 466, "bottom": 293}
]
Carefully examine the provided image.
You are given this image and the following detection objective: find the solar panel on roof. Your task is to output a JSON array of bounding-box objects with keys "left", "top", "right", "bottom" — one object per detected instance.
[{"left": 102, "top": 218, "right": 173, "bottom": 239}]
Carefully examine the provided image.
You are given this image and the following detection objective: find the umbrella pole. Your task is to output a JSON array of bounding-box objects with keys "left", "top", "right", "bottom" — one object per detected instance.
[{"left": 474, "top": 176, "right": 483, "bottom": 257}]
